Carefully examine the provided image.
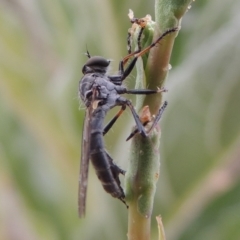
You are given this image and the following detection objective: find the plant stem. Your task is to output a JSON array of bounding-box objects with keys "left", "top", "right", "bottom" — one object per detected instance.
[
  {"left": 127, "top": 204, "right": 151, "bottom": 240},
  {"left": 125, "top": 1, "right": 193, "bottom": 240}
]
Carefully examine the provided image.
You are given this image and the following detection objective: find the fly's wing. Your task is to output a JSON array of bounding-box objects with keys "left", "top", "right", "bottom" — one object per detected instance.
[{"left": 78, "top": 109, "right": 91, "bottom": 217}]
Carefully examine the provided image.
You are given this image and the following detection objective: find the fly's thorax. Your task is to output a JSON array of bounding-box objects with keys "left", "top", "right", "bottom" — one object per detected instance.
[{"left": 79, "top": 73, "right": 97, "bottom": 102}]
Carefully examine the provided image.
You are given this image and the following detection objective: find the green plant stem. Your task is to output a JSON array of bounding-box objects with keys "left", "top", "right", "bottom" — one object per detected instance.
[
  {"left": 128, "top": 204, "right": 150, "bottom": 240},
  {"left": 126, "top": 132, "right": 160, "bottom": 240},
  {"left": 126, "top": 1, "right": 193, "bottom": 240},
  {"left": 144, "top": 0, "right": 193, "bottom": 114}
]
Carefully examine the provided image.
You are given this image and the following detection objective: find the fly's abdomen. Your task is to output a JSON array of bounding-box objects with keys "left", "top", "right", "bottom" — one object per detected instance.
[
  {"left": 92, "top": 152, "right": 124, "bottom": 198},
  {"left": 90, "top": 128, "right": 124, "bottom": 199}
]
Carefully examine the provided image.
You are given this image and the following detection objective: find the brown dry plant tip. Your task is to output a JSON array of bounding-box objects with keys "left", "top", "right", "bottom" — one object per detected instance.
[
  {"left": 128, "top": 9, "right": 152, "bottom": 28},
  {"left": 125, "top": 101, "right": 167, "bottom": 141},
  {"left": 126, "top": 9, "right": 153, "bottom": 58},
  {"left": 139, "top": 105, "right": 151, "bottom": 123},
  {"left": 123, "top": 25, "right": 178, "bottom": 66}
]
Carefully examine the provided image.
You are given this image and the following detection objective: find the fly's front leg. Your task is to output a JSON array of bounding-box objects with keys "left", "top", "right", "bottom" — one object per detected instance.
[
  {"left": 118, "top": 57, "right": 138, "bottom": 81},
  {"left": 119, "top": 27, "right": 179, "bottom": 81},
  {"left": 126, "top": 23, "right": 145, "bottom": 56},
  {"left": 133, "top": 27, "right": 178, "bottom": 59},
  {"left": 118, "top": 21, "right": 146, "bottom": 81}
]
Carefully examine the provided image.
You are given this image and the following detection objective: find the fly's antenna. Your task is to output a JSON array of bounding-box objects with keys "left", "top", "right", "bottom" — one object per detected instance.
[{"left": 85, "top": 46, "right": 91, "bottom": 58}]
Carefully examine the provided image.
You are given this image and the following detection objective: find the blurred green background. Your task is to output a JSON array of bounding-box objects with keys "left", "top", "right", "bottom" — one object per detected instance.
[{"left": 1, "top": 0, "right": 240, "bottom": 240}]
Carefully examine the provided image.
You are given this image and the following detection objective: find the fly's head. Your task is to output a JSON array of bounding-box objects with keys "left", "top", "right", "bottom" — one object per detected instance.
[{"left": 82, "top": 56, "right": 111, "bottom": 75}]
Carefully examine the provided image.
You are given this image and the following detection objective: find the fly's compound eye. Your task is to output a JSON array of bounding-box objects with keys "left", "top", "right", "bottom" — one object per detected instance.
[
  {"left": 82, "top": 65, "right": 87, "bottom": 74},
  {"left": 85, "top": 56, "right": 110, "bottom": 68},
  {"left": 82, "top": 56, "right": 110, "bottom": 74}
]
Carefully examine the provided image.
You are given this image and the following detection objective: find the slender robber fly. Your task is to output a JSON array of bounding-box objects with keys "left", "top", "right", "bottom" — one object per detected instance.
[{"left": 78, "top": 20, "right": 178, "bottom": 217}]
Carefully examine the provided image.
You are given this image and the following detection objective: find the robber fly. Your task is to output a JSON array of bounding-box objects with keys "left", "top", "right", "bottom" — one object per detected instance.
[{"left": 78, "top": 22, "right": 178, "bottom": 217}]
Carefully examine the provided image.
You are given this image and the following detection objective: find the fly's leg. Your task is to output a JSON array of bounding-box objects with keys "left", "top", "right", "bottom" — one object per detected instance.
[
  {"left": 119, "top": 15, "right": 147, "bottom": 78},
  {"left": 130, "top": 27, "right": 178, "bottom": 59},
  {"left": 110, "top": 27, "right": 178, "bottom": 84},
  {"left": 127, "top": 23, "right": 145, "bottom": 55},
  {"left": 116, "top": 97, "right": 148, "bottom": 137},
  {"left": 105, "top": 152, "right": 128, "bottom": 208},
  {"left": 126, "top": 122, "right": 149, "bottom": 141},
  {"left": 136, "top": 26, "right": 145, "bottom": 52},
  {"left": 125, "top": 87, "right": 167, "bottom": 95},
  {"left": 146, "top": 101, "right": 168, "bottom": 134},
  {"left": 126, "top": 101, "right": 168, "bottom": 141},
  {"left": 103, "top": 105, "right": 126, "bottom": 136},
  {"left": 127, "top": 30, "right": 132, "bottom": 54},
  {"left": 103, "top": 97, "right": 149, "bottom": 138},
  {"left": 119, "top": 27, "right": 178, "bottom": 81},
  {"left": 103, "top": 88, "right": 166, "bottom": 136},
  {"left": 126, "top": 10, "right": 149, "bottom": 57},
  {"left": 115, "top": 85, "right": 167, "bottom": 95}
]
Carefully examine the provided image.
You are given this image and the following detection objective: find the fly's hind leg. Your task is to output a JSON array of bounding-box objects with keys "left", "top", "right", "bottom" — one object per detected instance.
[
  {"left": 116, "top": 97, "right": 148, "bottom": 137},
  {"left": 126, "top": 101, "right": 168, "bottom": 141}
]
